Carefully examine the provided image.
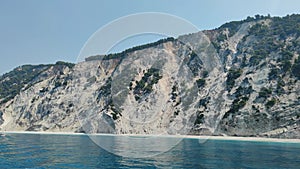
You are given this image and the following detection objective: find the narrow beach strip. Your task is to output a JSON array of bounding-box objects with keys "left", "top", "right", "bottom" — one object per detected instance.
[{"left": 2, "top": 131, "right": 300, "bottom": 143}]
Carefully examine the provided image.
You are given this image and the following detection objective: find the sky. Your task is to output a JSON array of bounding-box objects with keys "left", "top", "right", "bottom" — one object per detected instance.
[{"left": 0, "top": 0, "right": 299, "bottom": 75}]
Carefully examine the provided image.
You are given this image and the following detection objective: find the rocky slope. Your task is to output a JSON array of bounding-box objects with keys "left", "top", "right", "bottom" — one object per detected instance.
[{"left": 0, "top": 14, "right": 299, "bottom": 138}]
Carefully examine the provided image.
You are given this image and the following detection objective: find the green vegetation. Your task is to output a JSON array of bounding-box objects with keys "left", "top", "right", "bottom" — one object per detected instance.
[
  {"left": 275, "top": 49, "right": 293, "bottom": 74},
  {"left": 269, "top": 62, "right": 292, "bottom": 81},
  {"left": 248, "top": 40, "right": 279, "bottom": 66},
  {"left": 198, "top": 97, "right": 210, "bottom": 109},
  {"left": 194, "top": 113, "right": 204, "bottom": 125},
  {"left": 174, "top": 110, "right": 179, "bottom": 116},
  {"left": 84, "top": 55, "right": 104, "bottom": 61},
  {"left": 268, "top": 67, "right": 279, "bottom": 80},
  {"left": 187, "top": 51, "right": 203, "bottom": 76},
  {"left": 218, "top": 14, "right": 269, "bottom": 37},
  {"left": 133, "top": 68, "right": 162, "bottom": 101},
  {"left": 241, "top": 14, "right": 300, "bottom": 68},
  {"left": 171, "top": 84, "right": 178, "bottom": 102},
  {"left": 275, "top": 77, "right": 285, "bottom": 95},
  {"left": 219, "top": 20, "right": 241, "bottom": 37},
  {"left": 196, "top": 78, "right": 206, "bottom": 88},
  {"left": 280, "top": 50, "right": 294, "bottom": 60},
  {"left": 265, "top": 98, "right": 276, "bottom": 109},
  {"left": 248, "top": 23, "right": 269, "bottom": 37},
  {"left": 97, "top": 77, "right": 112, "bottom": 101},
  {"left": 272, "top": 14, "right": 300, "bottom": 38},
  {"left": 251, "top": 105, "right": 260, "bottom": 113},
  {"left": 281, "top": 60, "right": 292, "bottom": 72},
  {"left": 202, "top": 70, "right": 209, "bottom": 78},
  {"left": 226, "top": 68, "right": 242, "bottom": 91},
  {"left": 223, "top": 81, "right": 253, "bottom": 119},
  {"left": 211, "top": 41, "right": 221, "bottom": 51},
  {"left": 258, "top": 87, "right": 272, "bottom": 99},
  {"left": 96, "top": 78, "right": 122, "bottom": 120},
  {"left": 248, "top": 55, "right": 261, "bottom": 66},
  {"left": 0, "top": 61, "right": 74, "bottom": 104},
  {"left": 110, "top": 102, "right": 122, "bottom": 120},
  {"left": 223, "top": 96, "right": 249, "bottom": 119},
  {"left": 292, "top": 57, "right": 300, "bottom": 79},
  {"left": 55, "top": 61, "right": 75, "bottom": 68},
  {"left": 85, "top": 37, "right": 175, "bottom": 61},
  {"left": 248, "top": 14, "right": 300, "bottom": 39},
  {"left": 190, "top": 51, "right": 198, "bottom": 59},
  {"left": 232, "top": 96, "right": 248, "bottom": 111},
  {"left": 217, "top": 33, "right": 227, "bottom": 42},
  {"left": 0, "top": 65, "right": 48, "bottom": 103},
  {"left": 235, "top": 85, "right": 253, "bottom": 97},
  {"left": 54, "top": 81, "right": 63, "bottom": 89}
]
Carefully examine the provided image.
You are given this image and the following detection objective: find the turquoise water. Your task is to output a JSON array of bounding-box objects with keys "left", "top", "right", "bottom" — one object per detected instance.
[{"left": 0, "top": 134, "right": 299, "bottom": 168}]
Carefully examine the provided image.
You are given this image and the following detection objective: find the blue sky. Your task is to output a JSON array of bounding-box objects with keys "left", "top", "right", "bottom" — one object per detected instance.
[{"left": 0, "top": 0, "right": 299, "bottom": 75}]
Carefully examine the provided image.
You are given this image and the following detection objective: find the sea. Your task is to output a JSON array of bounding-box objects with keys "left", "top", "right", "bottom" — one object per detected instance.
[{"left": 0, "top": 133, "right": 299, "bottom": 169}]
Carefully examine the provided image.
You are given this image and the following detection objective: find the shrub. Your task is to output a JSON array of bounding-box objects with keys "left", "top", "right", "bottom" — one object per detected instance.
[
  {"left": 223, "top": 96, "right": 249, "bottom": 119},
  {"left": 249, "top": 23, "right": 269, "bottom": 37},
  {"left": 292, "top": 57, "right": 300, "bottom": 79},
  {"left": 0, "top": 61, "right": 75, "bottom": 104},
  {"left": 265, "top": 98, "right": 276, "bottom": 109},
  {"left": 268, "top": 68, "right": 279, "bottom": 80},
  {"left": 97, "top": 78, "right": 112, "bottom": 101},
  {"left": 280, "top": 50, "right": 293, "bottom": 60},
  {"left": 85, "top": 37, "right": 175, "bottom": 61},
  {"left": 55, "top": 61, "right": 75, "bottom": 68},
  {"left": 226, "top": 68, "right": 242, "bottom": 91},
  {"left": 196, "top": 79, "right": 206, "bottom": 88},
  {"left": 134, "top": 68, "right": 162, "bottom": 101},
  {"left": 281, "top": 60, "right": 292, "bottom": 72},
  {"left": 217, "top": 33, "right": 227, "bottom": 42},
  {"left": 194, "top": 113, "right": 204, "bottom": 125},
  {"left": 258, "top": 87, "right": 272, "bottom": 99},
  {"left": 202, "top": 70, "right": 209, "bottom": 78}
]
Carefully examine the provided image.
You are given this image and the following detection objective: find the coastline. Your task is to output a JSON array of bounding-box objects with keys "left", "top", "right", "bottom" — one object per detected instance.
[{"left": 2, "top": 131, "right": 300, "bottom": 143}]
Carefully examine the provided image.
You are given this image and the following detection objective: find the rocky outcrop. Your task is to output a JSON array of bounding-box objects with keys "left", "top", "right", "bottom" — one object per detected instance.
[{"left": 0, "top": 14, "right": 299, "bottom": 138}]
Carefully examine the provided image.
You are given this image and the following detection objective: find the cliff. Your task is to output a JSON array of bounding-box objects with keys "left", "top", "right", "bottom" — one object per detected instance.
[{"left": 0, "top": 14, "right": 299, "bottom": 138}]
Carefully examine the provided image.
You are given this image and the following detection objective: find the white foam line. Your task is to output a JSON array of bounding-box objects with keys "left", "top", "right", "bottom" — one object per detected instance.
[{"left": 1, "top": 131, "right": 300, "bottom": 143}]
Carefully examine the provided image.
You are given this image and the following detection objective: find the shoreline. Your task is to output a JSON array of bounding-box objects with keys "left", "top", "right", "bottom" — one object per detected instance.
[{"left": 1, "top": 131, "right": 300, "bottom": 143}]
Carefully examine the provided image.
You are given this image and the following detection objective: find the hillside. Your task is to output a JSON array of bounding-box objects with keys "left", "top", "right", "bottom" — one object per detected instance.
[{"left": 0, "top": 14, "right": 299, "bottom": 138}]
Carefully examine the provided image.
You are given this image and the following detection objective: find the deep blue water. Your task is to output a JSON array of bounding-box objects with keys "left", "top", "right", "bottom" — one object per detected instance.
[{"left": 0, "top": 133, "right": 299, "bottom": 169}]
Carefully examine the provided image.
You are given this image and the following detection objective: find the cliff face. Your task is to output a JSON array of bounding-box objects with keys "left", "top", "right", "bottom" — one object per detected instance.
[{"left": 0, "top": 15, "right": 300, "bottom": 138}]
